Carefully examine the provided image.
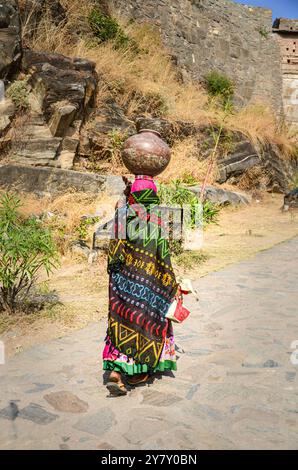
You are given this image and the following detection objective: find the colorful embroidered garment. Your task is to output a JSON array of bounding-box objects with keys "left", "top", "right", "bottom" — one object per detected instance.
[{"left": 104, "top": 188, "right": 178, "bottom": 373}]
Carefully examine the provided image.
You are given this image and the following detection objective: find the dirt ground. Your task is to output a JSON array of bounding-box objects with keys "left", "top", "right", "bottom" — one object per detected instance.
[{"left": 1, "top": 192, "right": 298, "bottom": 358}]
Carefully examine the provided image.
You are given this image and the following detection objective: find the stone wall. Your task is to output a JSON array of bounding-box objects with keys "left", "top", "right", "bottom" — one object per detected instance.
[
  {"left": 112, "top": 0, "right": 283, "bottom": 110},
  {"left": 273, "top": 21, "right": 298, "bottom": 127}
]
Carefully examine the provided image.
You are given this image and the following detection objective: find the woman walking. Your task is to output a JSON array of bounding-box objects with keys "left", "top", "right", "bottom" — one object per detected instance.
[{"left": 103, "top": 175, "right": 178, "bottom": 396}]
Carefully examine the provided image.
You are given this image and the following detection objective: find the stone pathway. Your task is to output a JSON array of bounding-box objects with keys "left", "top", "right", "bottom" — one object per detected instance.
[{"left": 0, "top": 238, "right": 298, "bottom": 450}]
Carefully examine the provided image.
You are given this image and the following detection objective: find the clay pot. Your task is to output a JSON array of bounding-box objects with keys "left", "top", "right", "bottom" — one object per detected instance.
[{"left": 121, "top": 129, "right": 171, "bottom": 176}]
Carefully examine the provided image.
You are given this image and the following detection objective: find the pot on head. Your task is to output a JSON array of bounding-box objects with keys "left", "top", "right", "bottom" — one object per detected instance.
[{"left": 121, "top": 129, "right": 171, "bottom": 176}]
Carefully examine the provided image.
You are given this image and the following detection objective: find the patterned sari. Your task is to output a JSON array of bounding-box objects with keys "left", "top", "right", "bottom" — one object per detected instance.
[{"left": 103, "top": 188, "right": 178, "bottom": 375}]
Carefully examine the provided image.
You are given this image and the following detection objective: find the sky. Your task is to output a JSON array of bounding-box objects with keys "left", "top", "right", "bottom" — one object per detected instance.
[{"left": 233, "top": 0, "right": 298, "bottom": 20}]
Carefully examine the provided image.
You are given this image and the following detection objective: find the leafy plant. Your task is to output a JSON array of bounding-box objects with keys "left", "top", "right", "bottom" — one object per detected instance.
[
  {"left": 76, "top": 216, "right": 100, "bottom": 241},
  {"left": 204, "top": 70, "right": 234, "bottom": 105},
  {"left": 6, "top": 79, "right": 30, "bottom": 110},
  {"left": 0, "top": 193, "right": 59, "bottom": 314},
  {"left": 158, "top": 179, "right": 220, "bottom": 231},
  {"left": 88, "top": 9, "right": 132, "bottom": 49},
  {"left": 202, "top": 200, "right": 221, "bottom": 225}
]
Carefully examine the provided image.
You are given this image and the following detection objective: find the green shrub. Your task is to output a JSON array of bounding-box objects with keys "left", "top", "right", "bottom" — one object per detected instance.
[
  {"left": 204, "top": 70, "right": 234, "bottom": 104},
  {"left": 202, "top": 200, "right": 221, "bottom": 225},
  {"left": 0, "top": 194, "right": 59, "bottom": 314},
  {"left": 158, "top": 179, "right": 220, "bottom": 228},
  {"left": 76, "top": 216, "right": 100, "bottom": 241},
  {"left": 88, "top": 9, "right": 131, "bottom": 49},
  {"left": 7, "top": 79, "right": 30, "bottom": 110}
]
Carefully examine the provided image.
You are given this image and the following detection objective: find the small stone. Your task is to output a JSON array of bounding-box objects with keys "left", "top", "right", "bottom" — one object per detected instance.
[
  {"left": 263, "top": 359, "right": 279, "bottom": 368},
  {"left": 44, "top": 391, "right": 89, "bottom": 413},
  {"left": 186, "top": 384, "right": 200, "bottom": 400},
  {"left": 70, "top": 240, "right": 90, "bottom": 258},
  {"left": 88, "top": 249, "right": 98, "bottom": 264},
  {"left": 19, "top": 403, "right": 58, "bottom": 425},
  {"left": 59, "top": 444, "right": 70, "bottom": 450},
  {"left": 0, "top": 402, "right": 19, "bottom": 421}
]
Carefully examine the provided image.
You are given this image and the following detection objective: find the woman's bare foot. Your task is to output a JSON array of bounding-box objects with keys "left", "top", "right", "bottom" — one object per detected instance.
[{"left": 106, "top": 371, "right": 127, "bottom": 396}]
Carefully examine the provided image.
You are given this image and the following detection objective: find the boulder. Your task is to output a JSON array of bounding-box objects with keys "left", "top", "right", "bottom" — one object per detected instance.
[
  {"left": 135, "top": 117, "right": 172, "bottom": 140},
  {"left": 70, "top": 240, "right": 91, "bottom": 259},
  {"left": 0, "top": 0, "right": 21, "bottom": 80},
  {"left": 135, "top": 116, "right": 200, "bottom": 143},
  {"left": 0, "top": 164, "right": 107, "bottom": 195},
  {"left": 188, "top": 184, "right": 250, "bottom": 206},
  {"left": 216, "top": 135, "right": 294, "bottom": 193},
  {"left": 23, "top": 50, "right": 97, "bottom": 127}
]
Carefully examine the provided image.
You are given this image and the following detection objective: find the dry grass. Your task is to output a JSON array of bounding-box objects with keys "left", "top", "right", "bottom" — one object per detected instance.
[
  {"left": 11, "top": 190, "right": 117, "bottom": 254},
  {"left": 226, "top": 103, "right": 297, "bottom": 157},
  {"left": 160, "top": 136, "right": 219, "bottom": 183}
]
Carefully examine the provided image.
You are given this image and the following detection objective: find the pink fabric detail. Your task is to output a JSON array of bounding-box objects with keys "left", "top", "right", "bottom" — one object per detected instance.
[{"left": 131, "top": 177, "right": 157, "bottom": 193}]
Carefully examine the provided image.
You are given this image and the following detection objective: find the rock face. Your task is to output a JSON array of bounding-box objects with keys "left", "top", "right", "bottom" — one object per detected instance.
[
  {"left": 3, "top": 50, "right": 97, "bottom": 168},
  {"left": 23, "top": 50, "right": 97, "bottom": 127},
  {"left": 217, "top": 139, "right": 260, "bottom": 184},
  {"left": 113, "top": 0, "right": 283, "bottom": 111},
  {"left": 216, "top": 136, "right": 294, "bottom": 193},
  {"left": 0, "top": 0, "right": 21, "bottom": 79}
]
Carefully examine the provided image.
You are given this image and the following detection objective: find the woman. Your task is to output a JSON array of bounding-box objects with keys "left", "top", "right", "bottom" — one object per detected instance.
[{"left": 103, "top": 175, "right": 178, "bottom": 395}]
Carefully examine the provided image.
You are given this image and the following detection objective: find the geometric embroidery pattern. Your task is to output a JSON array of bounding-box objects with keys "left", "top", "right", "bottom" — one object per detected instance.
[{"left": 107, "top": 189, "right": 178, "bottom": 370}]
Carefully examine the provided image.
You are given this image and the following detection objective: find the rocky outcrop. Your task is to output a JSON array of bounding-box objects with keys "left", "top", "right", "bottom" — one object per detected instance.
[
  {"left": 23, "top": 50, "right": 97, "bottom": 126},
  {"left": 0, "top": 0, "right": 21, "bottom": 80},
  {"left": 189, "top": 185, "right": 251, "bottom": 206},
  {"left": 0, "top": 164, "right": 125, "bottom": 196},
  {"left": 2, "top": 50, "right": 98, "bottom": 169},
  {"left": 216, "top": 136, "right": 294, "bottom": 193},
  {"left": 217, "top": 139, "right": 260, "bottom": 184}
]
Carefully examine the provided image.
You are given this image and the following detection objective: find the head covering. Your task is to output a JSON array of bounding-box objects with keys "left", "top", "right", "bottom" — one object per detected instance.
[{"left": 131, "top": 175, "right": 157, "bottom": 193}]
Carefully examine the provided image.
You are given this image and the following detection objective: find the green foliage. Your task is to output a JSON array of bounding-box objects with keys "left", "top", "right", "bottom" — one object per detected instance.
[
  {"left": 202, "top": 200, "right": 221, "bottom": 225},
  {"left": 180, "top": 173, "right": 198, "bottom": 185},
  {"left": 108, "top": 129, "right": 127, "bottom": 153},
  {"left": 76, "top": 216, "right": 100, "bottom": 241},
  {"left": 289, "top": 171, "right": 298, "bottom": 190},
  {"left": 158, "top": 179, "right": 220, "bottom": 228},
  {"left": 88, "top": 9, "right": 132, "bottom": 49},
  {"left": 204, "top": 70, "right": 234, "bottom": 105},
  {"left": 0, "top": 193, "right": 59, "bottom": 314},
  {"left": 7, "top": 79, "right": 30, "bottom": 110},
  {"left": 158, "top": 180, "right": 220, "bottom": 256}
]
